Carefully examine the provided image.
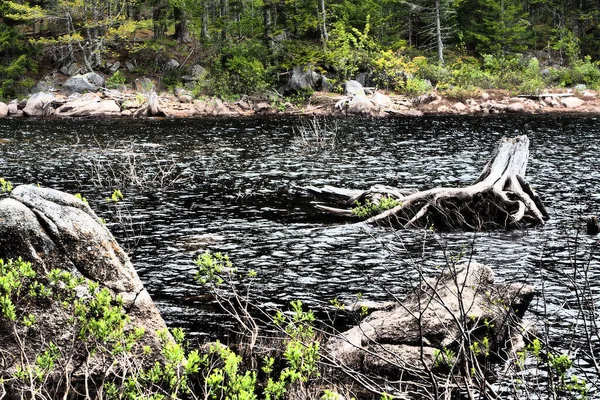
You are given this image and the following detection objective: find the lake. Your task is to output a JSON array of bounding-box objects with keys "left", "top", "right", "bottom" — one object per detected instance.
[{"left": 1, "top": 115, "right": 599, "bottom": 363}]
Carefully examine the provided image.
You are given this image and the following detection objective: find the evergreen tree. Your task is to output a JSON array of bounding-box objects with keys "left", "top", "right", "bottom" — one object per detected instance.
[{"left": 457, "top": 0, "right": 531, "bottom": 54}]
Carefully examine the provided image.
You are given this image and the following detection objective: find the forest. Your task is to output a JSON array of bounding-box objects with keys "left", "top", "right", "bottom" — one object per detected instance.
[{"left": 2, "top": 0, "right": 600, "bottom": 100}]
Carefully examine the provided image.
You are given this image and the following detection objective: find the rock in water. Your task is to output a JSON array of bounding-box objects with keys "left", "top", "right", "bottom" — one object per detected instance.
[
  {"left": 0, "top": 185, "right": 169, "bottom": 388},
  {"left": 328, "top": 262, "right": 534, "bottom": 377}
]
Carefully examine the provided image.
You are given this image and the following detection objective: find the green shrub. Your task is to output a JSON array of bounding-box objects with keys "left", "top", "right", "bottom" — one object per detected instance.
[
  {"left": 193, "top": 40, "right": 273, "bottom": 98},
  {"left": 403, "top": 77, "right": 433, "bottom": 96},
  {"left": 447, "top": 57, "right": 492, "bottom": 89},
  {"left": 438, "top": 83, "right": 482, "bottom": 101},
  {"left": 566, "top": 56, "right": 600, "bottom": 88},
  {"left": 373, "top": 50, "right": 417, "bottom": 92},
  {"left": 325, "top": 18, "right": 377, "bottom": 81},
  {"left": 105, "top": 70, "right": 126, "bottom": 89},
  {"left": 0, "top": 177, "right": 13, "bottom": 194},
  {"left": 413, "top": 56, "right": 451, "bottom": 85},
  {"left": 352, "top": 197, "right": 401, "bottom": 219},
  {"left": 226, "top": 55, "right": 270, "bottom": 95},
  {"left": 0, "top": 54, "right": 37, "bottom": 100}
]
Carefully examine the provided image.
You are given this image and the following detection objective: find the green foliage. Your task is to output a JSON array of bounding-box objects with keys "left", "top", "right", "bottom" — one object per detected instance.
[
  {"left": 373, "top": 50, "right": 418, "bottom": 92},
  {"left": 352, "top": 197, "right": 401, "bottom": 219},
  {"left": 325, "top": 18, "right": 377, "bottom": 81},
  {"left": 403, "top": 77, "right": 433, "bottom": 96},
  {"left": 0, "top": 52, "right": 37, "bottom": 100},
  {"left": 481, "top": 54, "right": 545, "bottom": 93},
  {"left": 381, "top": 392, "right": 394, "bottom": 400},
  {"left": 74, "top": 192, "right": 88, "bottom": 203},
  {"left": 447, "top": 57, "right": 492, "bottom": 89},
  {"left": 546, "top": 56, "right": 600, "bottom": 89},
  {"left": 106, "top": 70, "right": 127, "bottom": 89},
  {"left": 433, "top": 347, "right": 457, "bottom": 369},
  {"left": 457, "top": 0, "right": 531, "bottom": 55},
  {"left": 0, "top": 178, "right": 13, "bottom": 194},
  {"left": 194, "top": 251, "right": 232, "bottom": 286},
  {"left": 226, "top": 55, "right": 270, "bottom": 95},
  {"left": 516, "top": 338, "right": 588, "bottom": 398},
  {"left": 193, "top": 253, "right": 322, "bottom": 399},
  {"left": 193, "top": 40, "right": 272, "bottom": 98},
  {"left": 106, "top": 189, "right": 124, "bottom": 203},
  {"left": 551, "top": 27, "right": 581, "bottom": 65}
]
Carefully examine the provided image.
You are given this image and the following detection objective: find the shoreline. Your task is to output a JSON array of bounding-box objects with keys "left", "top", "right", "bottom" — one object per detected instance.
[{"left": 2, "top": 87, "right": 600, "bottom": 119}]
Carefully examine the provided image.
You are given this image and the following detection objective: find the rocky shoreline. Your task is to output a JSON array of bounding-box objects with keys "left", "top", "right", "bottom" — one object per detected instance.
[{"left": 2, "top": 72, "right": 600, "bottom": 119}]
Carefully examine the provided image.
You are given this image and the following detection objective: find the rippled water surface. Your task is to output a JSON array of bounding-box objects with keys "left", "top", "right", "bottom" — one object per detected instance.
[{"left": 1, "top": 115, "right": 599, "bottom": 348}]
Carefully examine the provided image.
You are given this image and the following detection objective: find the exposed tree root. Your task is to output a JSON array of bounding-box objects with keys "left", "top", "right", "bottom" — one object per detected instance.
[{"left": 301, "top": 135, "right": 549, "bottom": 230}]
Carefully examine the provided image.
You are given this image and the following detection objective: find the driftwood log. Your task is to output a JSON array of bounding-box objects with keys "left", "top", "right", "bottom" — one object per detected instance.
[{"left": 302, "top": 135, "right": 549, "bottom": 230}]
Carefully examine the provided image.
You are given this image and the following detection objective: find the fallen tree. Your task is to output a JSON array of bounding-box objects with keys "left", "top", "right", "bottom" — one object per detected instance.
[{"left": 301, "top": 135, "right": 549, "bottom": 230}]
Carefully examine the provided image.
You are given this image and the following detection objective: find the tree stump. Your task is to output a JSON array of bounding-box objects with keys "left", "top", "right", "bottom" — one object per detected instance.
[
  {"left": 586, "top": 215, "right": 599, "bottom": 235},
  {"left": 301, "top": 135, "right": 549, "bottom": 230}
]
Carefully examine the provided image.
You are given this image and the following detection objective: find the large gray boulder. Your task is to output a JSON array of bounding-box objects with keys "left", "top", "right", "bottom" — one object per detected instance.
[
  {"left": 0, "top": 102, "right": 7, "bottom": 118},
  {"left": 63, "top": 72, "right": 105, "bottom": 94},
  {"left": 329, "top": 262, "right": 534, "bottom": 376},
  {"left": 345, "top": 95, "right": 375, "bottom": 115},
  {"left": 23, "top": 91, "right": 55, "bottom": 116},
  {"left": 344, "top": 80, "right": 366, "bottom": 96},
  {"left": 287, "top": 66, "right": 320, "bottom": 94},
  {"left": 0, "top": 185, "right": 168, "bottom": 387}
]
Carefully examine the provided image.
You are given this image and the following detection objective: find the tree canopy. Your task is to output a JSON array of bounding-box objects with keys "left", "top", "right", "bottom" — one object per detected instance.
[{"left": 2, "top": 0, "right": 600, "bottom": 98}]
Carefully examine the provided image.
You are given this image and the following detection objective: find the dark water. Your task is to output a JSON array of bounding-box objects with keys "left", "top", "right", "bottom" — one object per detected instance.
[{"left": 1, "top": 115, "right": 599, "bottom": 356}]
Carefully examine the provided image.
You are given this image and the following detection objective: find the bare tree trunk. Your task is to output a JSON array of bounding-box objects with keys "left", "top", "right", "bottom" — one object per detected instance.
[
  {"left": 319, "top": 0, "right": 328, "bottom": 42},
  {"left": 435, "top": 0, "right": 444, "bottom": 64},
  {"left": 153, "top": 0, "right": 169, "bottom": 40},
  {"left": 174, "top": 6, "right": 192, "bottom": 43},
  {"left": 301, "top": 136, "right": 549, "bottom": 230},
  {"left": 202, "top": 2, "right": 211, "bottom": 40},
  {"left": 263, "top": 0, "right": 273, "bottom": 46},
  {"left": 220, "top": 0, "right": 229, "bottom": 40}
]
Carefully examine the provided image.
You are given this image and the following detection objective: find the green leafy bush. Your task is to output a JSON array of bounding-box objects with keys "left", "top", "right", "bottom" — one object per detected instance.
[
  {"left": 105, "top": 70, "right": 126, "bottom": 89},
  {"left": 0, "top": 53, "right": 37, "bottom": 100},
  {"left": 447, "top": 57, "right": 492, "bottom": 89},
  {"left": 352, "top": 197, "right": 401, "bottom": 219},
  {"left": 403, "top": 77, "right": 433, "bottom": 96},
  {"left": 226, "top": 55, "right": 270, "bottom": 95},
  {"left": 325, "top": 18, "right": 377, "bottom": 81},
  {"left": 550, "top": 56, "right": 600, "bottom": 88},
  {"left": 413, "top": 56, "right": 451, "bottom": 86},
  {"left": 373, "top": 50, "right": 417, "bottom": 92}
]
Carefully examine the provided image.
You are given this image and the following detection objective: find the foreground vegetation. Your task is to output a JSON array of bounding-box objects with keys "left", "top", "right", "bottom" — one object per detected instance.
[
  {"left": 3, "top": 0, "right": 600, "bottom": 101},
  {"left": 1, "top": 232, "right": 598, "bottom": 398}
]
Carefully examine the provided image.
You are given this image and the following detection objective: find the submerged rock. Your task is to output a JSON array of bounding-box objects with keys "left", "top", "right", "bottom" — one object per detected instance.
[{"left": 328, "top": 262, "right": 534, "bottom": 376}]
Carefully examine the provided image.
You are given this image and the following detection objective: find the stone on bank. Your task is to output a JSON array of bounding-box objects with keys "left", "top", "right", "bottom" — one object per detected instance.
[{"left": 0, "top": 185, "right": 168, "bottom": 388}]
